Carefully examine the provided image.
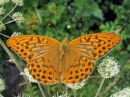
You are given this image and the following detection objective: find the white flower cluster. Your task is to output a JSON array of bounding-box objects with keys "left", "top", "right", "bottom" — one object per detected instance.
[
  {"left": 0, "top": 7, "right": 5, "bottom": 15},
  {"left": 12, "top": 12, "right": 25, "bottom": 24},
  {"left": 66, "top": 79, "right": 87, "bottom": 89},
  {"left": 0, "top": 0, "right": 9, "bottom": 6},
  {"left": 0, "top": 77, "right": 6, "bottom": 97},
  {"left": 53, "top": 92, "right": 69, "bottom": 97},
  {"left": 98, "top": 56, "right": 120, "bottom": 78},
  {"left": 20, "top": 68, "right": 38, "bottom": 83},
  {"left": 12, "top": 0, "right": 24, "bottom": 6},
  {"left": 0, "top": 21, "right": 6, "bottom": 31},
  {"left": 110, "top": 87, "right": 130, "bottom": 97},
  {"left": 11, "top": 32, "right": 23, "bottom": 37},
  {"left": 0, "top": 78, "right": 5, "bottom": 92}
]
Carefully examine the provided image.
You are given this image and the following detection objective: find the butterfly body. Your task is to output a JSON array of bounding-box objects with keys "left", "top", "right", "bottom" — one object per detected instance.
[{"left": 6, "top": 33, "right": 121, "bottom": 85}]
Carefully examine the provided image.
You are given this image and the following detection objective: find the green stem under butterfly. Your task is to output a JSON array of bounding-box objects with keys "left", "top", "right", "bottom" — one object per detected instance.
[
  {"left": 94, "top": 78, "right": 105, "bottom": 97},
  {"left": 38, "top": 83, "right": 46, "bottom": 97}
]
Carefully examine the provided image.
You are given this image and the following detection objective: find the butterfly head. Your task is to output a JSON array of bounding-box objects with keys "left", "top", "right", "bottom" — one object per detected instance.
[{"left": 60, "top": 37, "right": 69, "bottom": 49}]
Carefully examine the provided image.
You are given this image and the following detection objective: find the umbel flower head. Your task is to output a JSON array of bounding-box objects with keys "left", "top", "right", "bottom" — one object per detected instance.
[
  {"left": 12, "top": 12, "right": 25, "bottom": 24},
  {"left": 0, "top": 0, "right": 9, "bottom": 6},
  {"left": 110, "top": 87, "right": 130, "bottom": 97},
  {"left": 11, "top": 32, "right": 23, "bottom": 37},
  {"left": 0, "top": 77, "right": 6, "bottom": 92},
  {"left": 12, "top": 0, "right": 24, "bottom": 6},
  {"left": 0, "top": 21, "right": 6, "bottom": 31},
  {"left": 66, "top": 79, "right": 87, "bottom": 89},
  {"left": 98, "top": 56, "right": 120, "bottom": 79},
  {"left": 52, "top": 92, "right": 68, "bottom": 97},
  {"left": 0, "top": 7, "right": 5, "bottom": 15},
  {"left": 20, "top": 68, "right": 38, "bottom": 83}
]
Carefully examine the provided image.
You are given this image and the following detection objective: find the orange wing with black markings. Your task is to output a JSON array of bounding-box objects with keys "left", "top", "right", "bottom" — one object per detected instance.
[
  {"left": 7, "top": 35, "right": 60, "bottom": 84},
  {"left": 62, "top": 33, "right": 121, "bottom": 84}
]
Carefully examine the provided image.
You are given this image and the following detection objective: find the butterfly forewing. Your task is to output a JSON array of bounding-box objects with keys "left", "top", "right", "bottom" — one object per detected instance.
[
  {"left": 7, "top": 35, "right": 60, "bottom": 84},
  {"left": 70, "top": 33, "right": 121, "bottom": 60}
]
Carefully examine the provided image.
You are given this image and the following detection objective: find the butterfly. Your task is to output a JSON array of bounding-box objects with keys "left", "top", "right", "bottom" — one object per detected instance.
[{"left": 6, "top": 33, "right": 121, "bottom": 85}]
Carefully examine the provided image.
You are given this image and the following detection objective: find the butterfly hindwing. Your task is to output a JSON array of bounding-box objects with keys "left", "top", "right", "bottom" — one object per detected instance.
[{"left": 62, "top": 55, "right": 95, "bottom": 84}]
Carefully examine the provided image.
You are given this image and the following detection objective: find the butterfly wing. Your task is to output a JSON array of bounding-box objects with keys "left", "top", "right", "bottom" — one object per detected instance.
[
  {"left": 70, "top": 33, "right": 121, "bottom": 60},
  {"left": 62, "top": 33, "right": 121, "bottom": 84},
  {"left": 61, "top": 52, "right": 95, "bottom": 84},
  {"left": 7, "top": 35, "right": 60, "bottom": 84}
]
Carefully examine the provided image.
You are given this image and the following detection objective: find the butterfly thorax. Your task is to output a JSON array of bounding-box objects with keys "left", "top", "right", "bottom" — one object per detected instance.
[{"left": 59, "top": 38, "right": 70, "bottom": 62}]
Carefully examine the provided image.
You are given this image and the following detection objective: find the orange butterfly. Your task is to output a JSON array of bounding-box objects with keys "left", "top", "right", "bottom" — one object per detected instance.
[{"left": 6, "top": 33, "right": 121, "bottom": 85}]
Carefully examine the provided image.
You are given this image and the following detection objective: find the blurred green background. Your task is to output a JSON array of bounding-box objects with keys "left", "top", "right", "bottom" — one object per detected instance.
[{"left": 0, "top": 0, "right": 130, "bottom": 97}]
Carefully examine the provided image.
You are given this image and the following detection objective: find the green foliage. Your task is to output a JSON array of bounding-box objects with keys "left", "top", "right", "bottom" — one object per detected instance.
[{"left": 23, "top": 85, "right": 41, "bottom": 97}]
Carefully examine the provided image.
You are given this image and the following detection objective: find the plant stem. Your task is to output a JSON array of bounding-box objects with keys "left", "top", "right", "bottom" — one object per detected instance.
[
  {"left": 72, "top": 89, "right": 77, "bottom": 97},
  {"left": 94, "top": 78, "right": 105, "bottom": 97},
  {"left": 38, "top": 83, "right": 46, "bottom": 97},
  {"left": 46, "top": 86, "right": 51, "bottom": 97},
  {"left": 0, "top": 33, "right": 10, "bottom": 38},
  {"left": 1, "top": 4, "right": 17, "bottom": 21},
  {"left": 0, "top": 38, "right": 34, "bottom": 97},
  {"left": 35, "top": 8, "right": 42, "bottom": 24},
  {"left": 5, "top": 20, "right": 15, "bottom": 25}
]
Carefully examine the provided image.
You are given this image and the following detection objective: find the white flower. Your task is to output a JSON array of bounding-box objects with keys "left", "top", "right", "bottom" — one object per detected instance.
[
  {"left": 12, "top": 0, "right": 23, "bottom": 6},
  {"left": 0, "top": 93, "right": 4, "bottom": 97},
  {"left": 0, "top": 7, "right": 5, "bottom": 15},
  {"left": 110, "top": 87, "right": 130, "bottom": 97},
  {"left": 98, "top": 56, "right": 120, "bottom": 79},
  {"left": 0, "top": 77, "right": 5, "bottom": 92},
  {"left": 12, "top": 12, "right": 25, "bottom": 24},
  {"left": 66, "top": 79, "right": 87, "bottom": 89},
  {"left": 52, "top": 92, "right": 68, "bottom": 97},
  {"left": 0, "top": 0, "right": 9, "bottom": 6},
  {"left": 0, "top": 21, "right": 6, "bottom": 31},
  {"left": 67, "top": 25, "right": 71, "bottom": 29},
  {"left": 20, "top": 68, "right": 38, "bottom": 83},
  {"left": 11, "top": 32, "right": 23, "bottom": 37}
]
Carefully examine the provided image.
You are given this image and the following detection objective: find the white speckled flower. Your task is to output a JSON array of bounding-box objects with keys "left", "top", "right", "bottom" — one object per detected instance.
[
  {"left": 98, "top": 56, "right": 120, "bottom": 79},
  {"left": 20, "top": 68, "right": 38, "bottom": 83},
  {"left": 0, "top": 7, "right": 5, "bottom": 15},
  {"left": 12, "top": 12, "right": 25, "bottom": 24},
  {"left": 12, "top": 0, "right": 23, "bottom": 6},
  {"left": 0, "top": 0, "right": 9, "bottom": 6},
  {"left": 66, "top": 79, "right": 87, "bottom": 89},
  {"left": 11, "top": 32, "right": 23, "bottom": 37},
  {"left": 0, "top": 21, "right": 6, "bottom": 31},
  {"left": 52, "top": 92, "right": 68, "bottom": 97},
  {"left": 0, "top": 77, "right": 5, "bottom": 92},
  {"left": 110, "top": 87, "right": 130, "bottom": 97}
]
